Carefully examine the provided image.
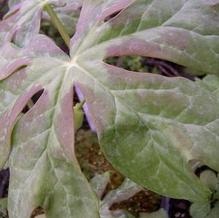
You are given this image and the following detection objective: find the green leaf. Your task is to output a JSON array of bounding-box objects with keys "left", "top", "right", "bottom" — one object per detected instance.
[
  {"left": 1, "top": 0, "right": 219, "bottom": 217},
  {"left": 53, "top": 1, "right": 81, "bottom": 36},
  {"left": 0, "top": 198, "right": 7, "bottom": 218},
  {"left": 200, "top": 170, "right": 217, "bottom": 191},
  {"left": 190, "top": 201, "right": 219, "bottom": 218},
  {"left": 197, "top": 75, "right": 219, "bottom": 97},
  {"left": 74, "top": 0, "right": 219, "bottom": 75},
  {"left": 0, "top": 36, "right": 99, "bottom": 218},
  {"left": 90, "top": 172, "right": 111, "bottom": 198},
  {"left": 190, "top": 202, "right": 210, "bottom": 218},
  {"left": 190, "top": 175, "right": 219, "bottom": 218},
  {"left": 70, "top": 0, "right": 219, "bottom": 201}
]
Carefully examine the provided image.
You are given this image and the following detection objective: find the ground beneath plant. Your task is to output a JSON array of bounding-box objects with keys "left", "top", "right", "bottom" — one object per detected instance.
[{"left": 75, "top": 129, "right": 161, "bottom": 217}]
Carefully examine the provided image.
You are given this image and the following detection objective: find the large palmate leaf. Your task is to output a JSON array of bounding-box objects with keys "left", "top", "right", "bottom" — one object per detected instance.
[
  {"left": 71, "top": 0, "right": 219, "bottom": 201},
  {"left": 0, "top": 0, "right": 81, "bottom": 46},
  {"left": 0, "top": 35, "right": 99, "bottom": 218},
  {"left": 1, "top": 0, "right": 219, "bottom": 217}
]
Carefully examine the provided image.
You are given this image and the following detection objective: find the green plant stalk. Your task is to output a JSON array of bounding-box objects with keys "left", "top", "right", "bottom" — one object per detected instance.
[
  {"left": 73, "top": 100, "right": 85, "bottom": 131},
  {"left": 44, "top": 4, "right": 70, "bottom": 47}
]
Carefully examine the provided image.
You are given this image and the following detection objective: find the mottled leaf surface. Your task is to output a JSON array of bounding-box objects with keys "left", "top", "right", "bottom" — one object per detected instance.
[
  {"left": 0, "top": 198, "right": 7, "bottom": 217},
  {"left": 0, "top": 0, "right": 82, "bottom": 46},
  {"left": 71, "top": 0, "right": 219, "bottom": 202},
  {"left": 0, "top": 35, "right": 99, "bottom": 218},
  {"left": 190, "top": 201, "right": 219, "bottom": 218},
  {"left": 72, "top": 0, "right": 219, "bottom": 75},
  {"left": 190, "top": 174, "right": 219, "bottom": 218},
  {"left": 0, "top": 0, "right": 219, "bottom": 217}
]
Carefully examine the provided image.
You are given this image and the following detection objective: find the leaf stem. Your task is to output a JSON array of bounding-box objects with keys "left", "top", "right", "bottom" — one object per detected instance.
[
  {"left": 44, "top": 4, "right": 70, "bottom": 48},
  {"left": 73, "top": 100, "right": 85, "bottom": 131},
  {"left": 74, "top": 100, "right": 85, "bottom": 110}
]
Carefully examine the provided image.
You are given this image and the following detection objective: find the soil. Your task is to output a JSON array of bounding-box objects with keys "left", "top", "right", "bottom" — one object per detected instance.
[
  {"left": 0, "top": 169, "right": 9, "bottom": 199},
  {"left": 110, "top": 190, "right": 161, "bottom": 216},
  {"left": 168, "top": 199, "right": 191, "bottom": 218},
  {"left": 75, "top": 129, "right": 161, "bottom": 217},
  {"left": 0, "top": 0, "right": 8, "bottom": 20},
  {"left": 0, "top": 129, "right": 162, "bottom": 218}
]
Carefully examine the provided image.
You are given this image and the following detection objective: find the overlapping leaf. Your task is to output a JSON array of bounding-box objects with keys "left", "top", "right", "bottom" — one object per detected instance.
[
  {"left": 0, "top": 0, "right": 81, "bottom": 46},
  {"left": 72, "top": 0, "right": 219, "bottom": 75},
  {"left": 0, "top": 0, "right": 219, "bottom": 217},
  {"left": 91, "top": 173, "right": 141, "bottom": 218}
]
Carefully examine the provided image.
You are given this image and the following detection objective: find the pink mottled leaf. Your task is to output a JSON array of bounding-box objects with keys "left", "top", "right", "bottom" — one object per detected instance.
[
  {"left": 1, "top": 0, "right": 219, "bottom": 217},
  {"left": 70, "top": 0, "right": 219, "bottom": 203},
  {"left": 0, "top": 0, "right": 82, "bottom": 47},
  {"left": 0, "top": 35, "right": 99, "bottom": 218}
]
